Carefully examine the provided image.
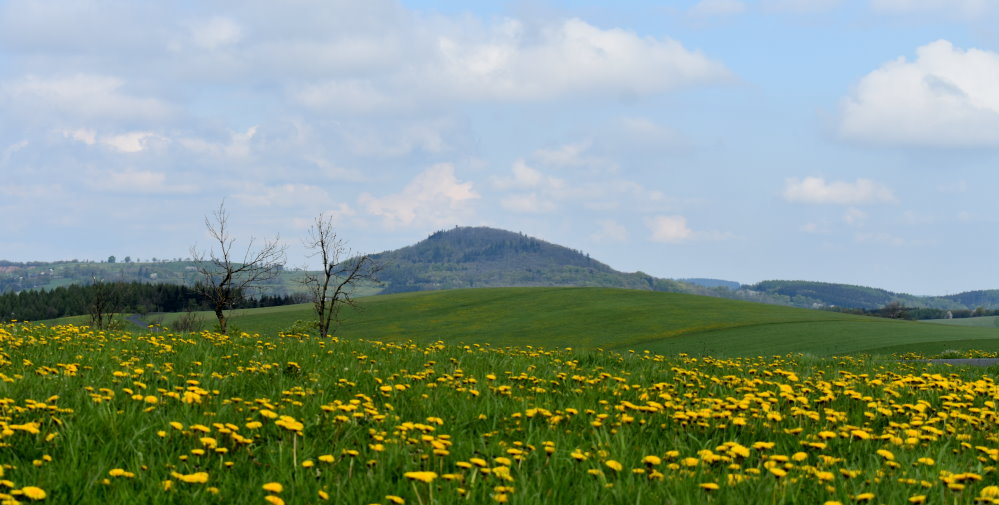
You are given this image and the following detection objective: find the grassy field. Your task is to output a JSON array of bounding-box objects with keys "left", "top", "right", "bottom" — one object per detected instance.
[
  {"left": 2, "top": 321, "right": 998, "bottom": 504},
  {"left": 923, "top": 316, "right": 999, "bottom": 328},
  {"left": 103, "top": 287, "right": 999, "bottom": 357}
]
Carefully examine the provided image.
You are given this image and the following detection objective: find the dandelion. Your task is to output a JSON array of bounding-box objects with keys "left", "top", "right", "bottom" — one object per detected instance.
[
  {"left": 404, "top": 471, "right": 437, "bottom": 483},
  {"left": 264, "top": 496, "right": 284, "bottom": 505},
  {"left": 605, "top": 460, "right": 623, "bottom": 472},
  {"left": 170, "top": 471, "right": 209, "bottom": 484},
  {"left": 699, "top": 482, "right": 720, "bottom": 491},
  {"left": 641, "top": 455, "right": 662, "bottom": 466},
  {"left": 20, "top": 487, "right": 46, "bottom": 500},
  {"left": 386, "top": 496, "right": 405, "bottom": 505},
  {"left": 262, "top": 482, "right": 283, "bottom": 493}
]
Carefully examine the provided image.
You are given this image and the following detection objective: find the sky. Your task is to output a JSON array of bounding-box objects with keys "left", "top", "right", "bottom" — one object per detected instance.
[{"left": 2, "top": 0, "right": 999, "bottom": 296}]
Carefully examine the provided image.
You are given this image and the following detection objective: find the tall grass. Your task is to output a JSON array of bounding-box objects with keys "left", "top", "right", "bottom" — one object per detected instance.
[{"left": 1, "top": 322, "right": 998, "bottom": 503}]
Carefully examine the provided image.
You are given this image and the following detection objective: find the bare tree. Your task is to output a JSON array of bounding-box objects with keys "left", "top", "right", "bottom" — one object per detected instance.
[
  {"left": 301, "top": 213, "right": 381, "bottom": 337},
  {"left": 88, "top": 277, "right": 121, "bottom": 330},
  {"left": 191, "top": 201, "right": 286, "bottom": 334}
]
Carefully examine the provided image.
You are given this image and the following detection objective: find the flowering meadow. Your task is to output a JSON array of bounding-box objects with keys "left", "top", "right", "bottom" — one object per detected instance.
[{"left": 1, "top": 322, "right": 998, "bottom": 504}]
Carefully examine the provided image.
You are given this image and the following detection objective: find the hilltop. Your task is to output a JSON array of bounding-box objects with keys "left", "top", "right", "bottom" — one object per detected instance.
[{"left": 371, "top": 226, "right": 690, "bottom": 294}]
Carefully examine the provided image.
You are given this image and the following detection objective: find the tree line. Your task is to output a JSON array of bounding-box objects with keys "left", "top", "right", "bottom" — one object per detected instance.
[
  {"left": 0, "top": 281, "right": 302, "bottom": 322},
  {"left": 826, "top": 302, "right": 999, "bottom": 321}
]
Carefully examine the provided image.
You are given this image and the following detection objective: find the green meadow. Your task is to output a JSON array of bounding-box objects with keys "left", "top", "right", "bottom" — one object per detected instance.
[{"left": 57, "top": 287, "right": 999, "bottom": 357}]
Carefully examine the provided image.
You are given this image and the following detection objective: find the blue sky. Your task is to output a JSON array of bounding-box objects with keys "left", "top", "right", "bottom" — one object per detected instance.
[{"left": 3, "top": 0, "right": 999, "bottom": 295}]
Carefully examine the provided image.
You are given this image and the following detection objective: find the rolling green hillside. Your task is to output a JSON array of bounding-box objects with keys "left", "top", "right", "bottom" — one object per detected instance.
[{"left": 130, "top": 287, "right": 999, "bottom": 357}]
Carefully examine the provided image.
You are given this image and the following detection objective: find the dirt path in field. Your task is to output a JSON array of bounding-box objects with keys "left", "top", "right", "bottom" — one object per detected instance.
[
  {"left": 918, "top": 358, "right": 999, "bottom": 367},
  {"left": 126, "top": 314, "right": 163, "bottom": 332}
]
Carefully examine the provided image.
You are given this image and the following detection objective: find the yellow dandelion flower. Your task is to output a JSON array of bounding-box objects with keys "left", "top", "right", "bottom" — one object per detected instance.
[
  {"left": 20, "top": 486, "right": 46, "bottom": 500},
  {"left": 605, "top": 460, "right": 623, "bottom": 472},
  {"left": 854, "top": 493, "right": 875, "bottom": 502},
  {"left": 262, "top": 482, "right": 283, "bottom": 493},
  {"left": 699, "top": 482, "right": 720, "bottom": 491},
  {"left": 908, "top": 496, "right": 926, "bottom": 504},
  {"left": 404, "top": 471, "right": 437, "bottom": 483},
  {"left": 641, "top": 455, "right": 662, "bottom": 466},
  {"left": 264, "top": 496, "right": 285, "bottom": 505},
  {"left": 170, "top": 471, "right": 209, "bottom": 484},
  {"left": 386, "top": 496, "right": 405, "bottom": 505}
]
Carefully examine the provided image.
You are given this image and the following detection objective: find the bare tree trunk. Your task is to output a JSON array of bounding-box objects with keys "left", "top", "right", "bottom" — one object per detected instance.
[
  {"left": 191, "top": 201, "right": 286, "bottom": 335},
  {"left": 302, "top": 213, "right": 380, "bottom": 337}
]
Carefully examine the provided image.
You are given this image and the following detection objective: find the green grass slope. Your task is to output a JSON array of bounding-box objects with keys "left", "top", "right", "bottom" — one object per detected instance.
[{"left": 140, "top": 287, "right": 999, "bottom": 357}]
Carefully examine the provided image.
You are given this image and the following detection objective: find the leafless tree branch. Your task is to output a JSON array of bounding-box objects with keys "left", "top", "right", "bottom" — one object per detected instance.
[
  {"left": 301, "top": 212, "right": 381, "bottom": 337},
  {"left": 191, "top": 201, "right": 286, "bottom": 334}
]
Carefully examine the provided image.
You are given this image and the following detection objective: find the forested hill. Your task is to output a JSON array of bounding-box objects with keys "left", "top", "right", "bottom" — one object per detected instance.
[
  {"left": 371, "top": 227, "right": 694, "bottom": 294},
  {"left": 744, "top": 280, "right": 981, "bottom": 311}
]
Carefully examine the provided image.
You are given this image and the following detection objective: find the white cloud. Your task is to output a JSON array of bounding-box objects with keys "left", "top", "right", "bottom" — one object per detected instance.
[
  {"left": 783, "top": 177, "right": 898, "bottom": 205},
  {"left": 60, "top": 128, "right": 96, "bottom": 145},
  {"left": 178, "top": 126, "right": 257, "bottom": 160},
  {"left": 88, "top": 169, "right": 196, "bottom": 194},
  {"left": 592, "top": 219, "right": 629, "bottom": 242},
  {"left": 289, "top": 17, "right": 731, "bottom": 112},
  {"left": 839, "top": 40, "right": 999, "bottom": 147},
  {"left": 2, "top": 74, "right": 172, "bottom": 121},
  {"left": 60, "top": 128, "right": 166, "bottom": 152},
  {"left": 647, "top": 215, "right": 695, "bottom": 243},
  {"left": 359, "top": 163, "right": 479, "bottom": 228},
  {"left": 532, "top": 141, "right": 619, "bottom": 173},
  {"left": 490, "top": 160, "right": 564, "bottom": 190},
  {"left": 188, "top": 16, "right": 243, "bottom": 50},
  {"left": 689, "top": 0, "right": 748, "bottom": 17},
  {"left": 100, "top": 131, "right": 165, "bottom": 153},
  {"left": 435, "top": 18, "right": 731, "bottom": 101}
]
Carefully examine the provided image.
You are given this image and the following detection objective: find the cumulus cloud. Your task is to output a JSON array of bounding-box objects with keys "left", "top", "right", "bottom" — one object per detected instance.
[
  {"left": 689, "top": 0, "right": 748, "bottom": 17},
  {"left": 289, "top": 17, "right": 731, "bottom": 112},
  {"left": 437, "top": 18, "right": 731, "bottom": 101},
  {"left": 839, "top": 40, "right": 999, "bottom": 147},
  {"left": 783, "top": 177, "right": 898, "bottom": 205},
  {"left": 647, "top": 215, "right": 694, "bottom": 243},
  {"left": 359, "top": 164, "right": 479, "bottom": 228}
]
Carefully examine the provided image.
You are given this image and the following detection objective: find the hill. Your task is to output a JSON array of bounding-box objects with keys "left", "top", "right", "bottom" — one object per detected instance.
[
  {"left": 370, "top": 227, "right": 686, "bottom": 293},
  {"left": 745, "top": 280, "right": 970, "bottom": 311},
  {"left": 140, "top": 287, "right": 999, "bottom": 357}
]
